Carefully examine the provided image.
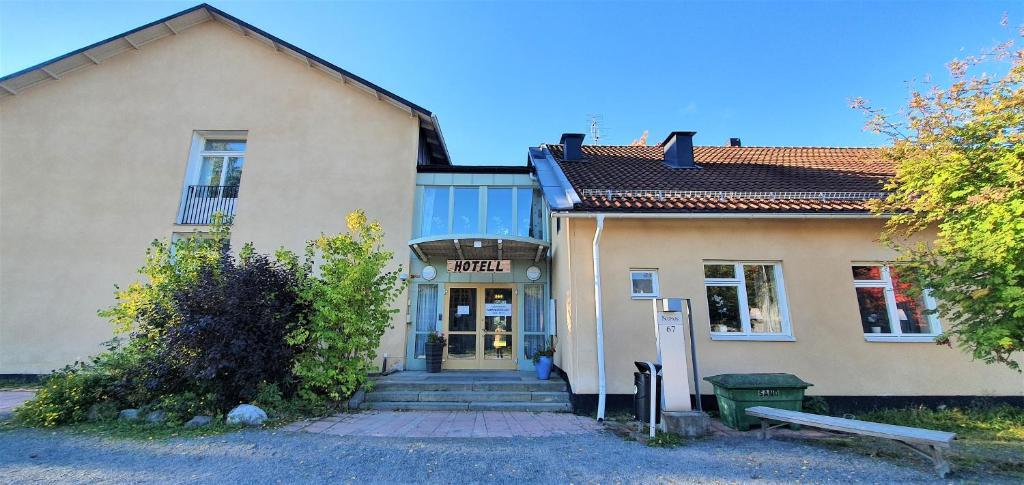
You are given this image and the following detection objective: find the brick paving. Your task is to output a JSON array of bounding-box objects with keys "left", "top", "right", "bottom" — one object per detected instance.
[{"left": 285, "top": 410, "right": 600, "bottom": 438}]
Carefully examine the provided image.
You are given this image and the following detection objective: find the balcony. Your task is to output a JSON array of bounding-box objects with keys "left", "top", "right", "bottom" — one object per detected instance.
[{"left": 178, "top": 185, "right": 239, "bottom": 225}]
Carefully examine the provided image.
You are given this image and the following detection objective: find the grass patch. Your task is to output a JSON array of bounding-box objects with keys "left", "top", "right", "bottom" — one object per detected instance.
[
  {"left": 0, "top": 417, "right": 245, "bottom": 440},
  {"left": 807, "top": 404, "right": 1024, "bottom": 480},
  {"left": 646, "top": 430, "right": 688, "bottom": 448},
  {"left": 856, "top": 404, "right": 1024, "bottom": 441}
]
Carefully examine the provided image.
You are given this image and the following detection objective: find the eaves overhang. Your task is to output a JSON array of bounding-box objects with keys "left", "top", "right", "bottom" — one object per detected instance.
[{"left": 409, "top": 234, "right": 550, "bottom": 263}]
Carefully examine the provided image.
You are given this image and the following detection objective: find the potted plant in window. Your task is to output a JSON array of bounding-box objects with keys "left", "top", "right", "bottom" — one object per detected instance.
[
  {"left": 425, "top": 332, "right": 446, "bottom": 373},
  {"left": 532, "top": 340, "right": 556, "bottom": 380}
]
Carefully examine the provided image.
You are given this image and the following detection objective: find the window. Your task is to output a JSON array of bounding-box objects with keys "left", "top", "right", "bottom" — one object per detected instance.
[
  {"left": 852, "top": 264, "right": 940, "bottom": 342},
  {"left": 523, "top": 284, "right": 546, "bottom": 359},
  {"left": 420, "top": 187, "right": 450, "bottom": 237},
  {"left": 198, "top": 138, "right": 246, "bottom": 192},
  {"left": 413, "top": 285, "right": 439, "bottom": 359},
  {"left": 452, "top": 187, "right": 479, "bottom": 233},
  {"left": 703, "top": 262, "right": 793, "bottom": 340},
  {"left": 630, "top": 270, "right": 660, "bottom": 298},
  {"left": 486, "top": 187, "right": 514, "bottom": 236},
  {"left": 517, "top": 188, "right": 544, "bottom": 239}
]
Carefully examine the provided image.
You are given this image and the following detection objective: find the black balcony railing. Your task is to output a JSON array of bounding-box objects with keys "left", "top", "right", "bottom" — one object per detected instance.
[{"left": 179, "top": 185, "right": 239, "bottom": 225}]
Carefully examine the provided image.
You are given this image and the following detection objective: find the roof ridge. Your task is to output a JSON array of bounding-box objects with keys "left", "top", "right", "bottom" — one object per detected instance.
[{"left": 547, "top": 144, "right": 882, "bottom": 150}]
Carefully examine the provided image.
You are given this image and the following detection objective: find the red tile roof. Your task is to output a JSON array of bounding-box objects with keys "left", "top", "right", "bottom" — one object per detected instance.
[{"left": 545, "top": 144, "right": 892, "bottom": 213}]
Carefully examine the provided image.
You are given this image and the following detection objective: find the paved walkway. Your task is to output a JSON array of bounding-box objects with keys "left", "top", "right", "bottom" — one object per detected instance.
[
  {"left": 285, "top": 410, "right": 599, "bottom": 438},
  {"left": 0, "top": 391, "right": 35, "bottom": 419}
]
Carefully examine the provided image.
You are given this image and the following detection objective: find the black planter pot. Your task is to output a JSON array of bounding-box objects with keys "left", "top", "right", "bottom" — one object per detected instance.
[{"left": 425, "top": 342, "right": 444, "bottom": 373}]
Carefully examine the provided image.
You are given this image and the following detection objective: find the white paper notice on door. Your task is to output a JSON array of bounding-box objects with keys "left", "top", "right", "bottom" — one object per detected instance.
[
  {"left": 484, "top": 303, "right": 512, "bottom": 317},
  {"left": 457, "top": 305, "right": 470, "bottom": 316}
]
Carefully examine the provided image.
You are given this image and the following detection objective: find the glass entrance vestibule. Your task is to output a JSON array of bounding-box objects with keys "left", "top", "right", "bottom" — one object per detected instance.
[{"left": 405, "top": 169, "right": 553, "bottom": 371}]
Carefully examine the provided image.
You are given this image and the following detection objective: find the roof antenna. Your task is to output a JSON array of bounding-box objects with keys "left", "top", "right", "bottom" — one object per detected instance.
[{"left": 588, "top": 114, "right": 604, "bottom": 146}]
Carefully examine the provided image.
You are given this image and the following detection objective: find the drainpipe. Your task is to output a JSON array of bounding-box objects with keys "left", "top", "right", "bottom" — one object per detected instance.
[{"left": 592, "top": 214, "right": 607, "bottom": 421}]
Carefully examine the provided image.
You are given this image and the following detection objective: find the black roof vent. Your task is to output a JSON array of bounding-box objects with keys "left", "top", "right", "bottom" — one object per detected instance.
[
  {"left": 662, "top": 131, "right": 697, "bottom": 168},
  {"left": 560, "top": 133, "right": 585, "bottom": 161},
  {"left": 729, "top": 137, "right": 742, "bottom": 147}
]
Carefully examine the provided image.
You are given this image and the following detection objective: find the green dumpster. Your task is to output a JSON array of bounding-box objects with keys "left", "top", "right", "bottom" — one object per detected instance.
[{"left": 703, "top": 373, "right": 813, "bottom": 431}]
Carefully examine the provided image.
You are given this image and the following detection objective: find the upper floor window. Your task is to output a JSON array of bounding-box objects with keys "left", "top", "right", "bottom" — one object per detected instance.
[
  {"left": 417, "top": 185, "right": 544, "bottom": 239},
  {"left": 852, "top": 264, "right": 940, "bottom": 341},
  {"left": 487, "top": 188, "right": 514, "bottom": 235},
  {"left": 453, "top": 187, "right": 480, "bottom": 233},
  {"left": 421, "top": 187, "right": 450, "bottom": 237},
  {"left": 198, "top": 138, "right": 246, "bottom": 188},
  {"left": 704, "top": 262, "right": 793, "bottom": 340},
  {"left": 179, "top": 132, "right": 246, "bottom": 225},
  {"left": 518, "top": 188, "right": 544, "bottom": 239}
]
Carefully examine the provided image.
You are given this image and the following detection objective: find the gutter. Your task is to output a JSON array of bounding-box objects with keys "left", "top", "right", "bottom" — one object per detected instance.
[
  {"left": 592, "top": 214, "right": 607, "bottom": 422},
  {"left": 552, "top": 212, "right": 889, "bottom": 220}
]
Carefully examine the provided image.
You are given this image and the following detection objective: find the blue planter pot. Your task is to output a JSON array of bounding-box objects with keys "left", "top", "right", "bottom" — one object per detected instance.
[{"left": 535, "top": 356, "right": 553, "bottom": 380}]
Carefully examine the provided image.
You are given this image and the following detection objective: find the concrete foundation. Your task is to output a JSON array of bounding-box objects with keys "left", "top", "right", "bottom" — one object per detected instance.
[{"left": 662, "top": 410, "right": 711, "bottom": 437}]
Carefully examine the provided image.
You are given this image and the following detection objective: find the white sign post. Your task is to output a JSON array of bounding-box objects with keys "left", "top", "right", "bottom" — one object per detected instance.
[{"left": 653, "top": 299, "right": 693, "bottom": 415}]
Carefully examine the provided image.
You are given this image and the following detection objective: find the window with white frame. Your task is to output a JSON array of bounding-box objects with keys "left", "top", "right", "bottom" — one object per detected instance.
[
  {"left": 197, "top": 138, "right": 246, "bottom": 190},
  {"left": 630, "top": 270, "right": 660, "bottom": 298},
  {"left": 852, "top": 264, "right": 940, "bottom": 340},
  {"left": 703, "top": 262, "right": 792, "bottom": 338}
]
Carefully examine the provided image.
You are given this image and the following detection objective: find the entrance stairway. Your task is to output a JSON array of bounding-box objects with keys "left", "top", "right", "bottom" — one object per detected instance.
[{"left": 362, "top": 371, "right": 572, "bottom": 412}]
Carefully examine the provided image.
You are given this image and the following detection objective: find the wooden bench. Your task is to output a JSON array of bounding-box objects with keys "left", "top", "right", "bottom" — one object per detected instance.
[{"left": 746, "top": 406, "right": 956, "bottom": 477}]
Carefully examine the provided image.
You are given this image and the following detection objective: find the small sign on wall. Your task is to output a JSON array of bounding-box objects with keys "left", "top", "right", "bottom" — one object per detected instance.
[{"left": 447, "top": 260, "right": 511, "bottom": 273}]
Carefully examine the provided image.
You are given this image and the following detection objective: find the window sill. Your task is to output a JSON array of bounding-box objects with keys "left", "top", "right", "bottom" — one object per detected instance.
[
  {"left": 864, "top": 335, "right": 938, "bottom": 343},
  {"left": 710, "top": 333, "right": 795, "bottom": 342},
  {"left": 631, "top": 295, "right": 659, "bottom": 300}
]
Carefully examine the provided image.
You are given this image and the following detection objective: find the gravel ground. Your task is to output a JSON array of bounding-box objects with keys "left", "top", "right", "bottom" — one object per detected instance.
[{"left": 0, "top": 426, "right": 1008, "bottom": 484}]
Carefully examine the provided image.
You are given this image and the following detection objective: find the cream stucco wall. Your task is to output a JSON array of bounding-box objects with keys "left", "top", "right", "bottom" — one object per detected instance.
[
  {"left": 559, "top": 217, "right": 1024, "bottom": 397},
  {"left": 0, "top": 21, "right": 419, "bottom": 373}
]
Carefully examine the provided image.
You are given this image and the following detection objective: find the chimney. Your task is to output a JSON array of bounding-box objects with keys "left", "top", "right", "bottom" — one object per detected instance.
[
  {"left": 560, "top": 133, "right": 585, "bottom": 161},
  {"left": 662, "top": 131, "right": 697, "bottom": 168},
  {"left": 728, "top": 137, "right": 742, "bottom": 147}
]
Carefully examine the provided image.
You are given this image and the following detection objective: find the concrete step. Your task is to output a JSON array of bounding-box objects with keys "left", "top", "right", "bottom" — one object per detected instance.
[
  {"left": 371, "top": 380, "right": 568, "bottom": 393},
  {"left": 364, "top": 390, "right": 571, "bottom": 403},
  {"left": 362, "top": 401, "right": 572, "bottom": 412}
]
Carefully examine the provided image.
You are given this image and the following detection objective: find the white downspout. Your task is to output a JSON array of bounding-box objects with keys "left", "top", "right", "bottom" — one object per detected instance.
[{"left": 592, "top": 214, "right": 607, "bottom": 421}]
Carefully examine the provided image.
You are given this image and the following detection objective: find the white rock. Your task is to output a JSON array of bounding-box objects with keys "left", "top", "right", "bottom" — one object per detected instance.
[
  {"left": 226, "top": 404, "right": 267, "bottom": 426},
  {"left": 118, "top": 409, "right": 141, "bottom": 421}
]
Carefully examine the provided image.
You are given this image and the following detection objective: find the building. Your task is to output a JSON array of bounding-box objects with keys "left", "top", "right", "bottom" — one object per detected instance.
[
  {"left": 0, "top": 4, "right": 451, "bottom": 374},
  {"left": 529, "top": 132, "right": 1022, "bottom": 415},
  {"left": 1, "top": 4, "right": 1019, "bottom": 414}
]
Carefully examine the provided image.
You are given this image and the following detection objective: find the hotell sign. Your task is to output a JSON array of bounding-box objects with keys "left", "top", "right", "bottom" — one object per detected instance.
[{"left": 447, "top": 259, "right": 512, "bottom": 273}]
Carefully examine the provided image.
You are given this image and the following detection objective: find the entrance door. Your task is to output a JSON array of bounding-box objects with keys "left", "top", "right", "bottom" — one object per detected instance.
[{"left": 443, "top": 284, "right": 516, "bottom": 370}]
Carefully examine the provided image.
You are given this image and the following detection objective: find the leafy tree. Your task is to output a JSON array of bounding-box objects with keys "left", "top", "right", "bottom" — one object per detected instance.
[
  {"left": 853, "top": 35, "right": 1024, "bottom": 370},
  {"left": 288, "top": 211, "right": 407, "bottom": 401}
]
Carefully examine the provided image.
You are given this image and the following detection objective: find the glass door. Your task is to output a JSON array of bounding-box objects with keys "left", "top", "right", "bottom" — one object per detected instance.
[
  {"left": 443, "top": 284, "right": 516, "bottom": 370},
  {"left": 444, "top": 287, "right": 478, "bottom": 369}
]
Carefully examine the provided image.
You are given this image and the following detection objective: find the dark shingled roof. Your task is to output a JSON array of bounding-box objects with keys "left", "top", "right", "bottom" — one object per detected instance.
[{"left": 545, "top": 144, "right": 893, "bottom": 213}]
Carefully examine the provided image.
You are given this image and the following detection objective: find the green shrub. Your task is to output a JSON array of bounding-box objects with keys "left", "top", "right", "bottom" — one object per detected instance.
[
  {"left": 288, "top": 211, "right": 407, "bottom": 402},
  {"left": 15, "top": 339, "right": 155, "bottom": 427},
  {"left": 19, "top": 211, "right": 399, "bottom": 429},
  {"left": 150, "top": 391, "right": 219, "bottom": 422},
  {"left": 802, "top": 395, "right": 830, "bottom": 416},
  {"left": 16, "top": 365, "right": 114, "bottom": 427}
]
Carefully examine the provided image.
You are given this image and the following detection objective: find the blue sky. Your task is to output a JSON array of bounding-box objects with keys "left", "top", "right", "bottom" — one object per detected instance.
[{"left": 1, "top": 1, "right": 1019, "bottom": 165}]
